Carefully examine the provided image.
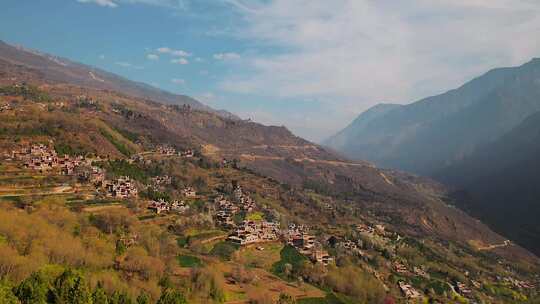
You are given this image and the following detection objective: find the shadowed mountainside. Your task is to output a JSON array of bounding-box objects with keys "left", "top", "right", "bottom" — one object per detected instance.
[{"left": 437, "top": 110, "right": 540, "bottom": 255}]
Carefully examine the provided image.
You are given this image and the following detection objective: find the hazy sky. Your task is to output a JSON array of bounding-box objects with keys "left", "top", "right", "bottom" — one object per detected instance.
[{"left": 1, "top": 0, "right": 540, "bottom": 142}]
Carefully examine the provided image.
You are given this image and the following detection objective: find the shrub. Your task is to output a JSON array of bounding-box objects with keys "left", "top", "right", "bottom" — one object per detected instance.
[
  {"left": 210, "top": 242, "right": 239, "bottom": 261},
  {"left": 100, "top": 129, "right": 133, "bottom": 157},
  {"left": 0, "top": 279, "right": 19, "bottom": 304},
  {"left": 105, "top": 160, "right": 147, "bottom": 182},
  {"left": 14, "top": 272, "right": 50, "bottom": 304},
  {"left": 324, "top": 265, "right": 386, "bottom": 303},
  {"left": 157, "top": 289, "right": 187, "bottom": 304},
  {"left": 177, "top": 255, "right": 203, "bottom": 268},
  {"left": 190, "top": 267, "right": 225, "bottom": 302},
  {"left": 272, "top": 245, "right": 307, "bottom": 279}
]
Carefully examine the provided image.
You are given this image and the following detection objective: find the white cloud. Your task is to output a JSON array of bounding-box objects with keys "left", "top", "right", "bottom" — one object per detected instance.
[
  {"left": 213, "top": 52, "right": 241, "bottom": 60},
  {"left": 157, "top": 47, "right": 172, "bottom": 53},
  {"left": 220, "top": 0, "right": 540, "bottom": 129},
  {"left": 76, "top": 0, "right": 188, "bottom": 9},
  {"left": 171, "top": 78, "right": 186, "bottom": 85},
  {"left": 99, "top": 54, "right": 105, "bottom": 60},
  {"left": 171, "top": 58, "right": 189, "bottom": 65},
  {"left": 157, "top": 47, "right": 191, "bottom": 57},
  {"left": 146, "top": 54, "right": 159, "bottom": 60},
  {"left": 77, "top": 0, "right": 118, "bottom": 7}
]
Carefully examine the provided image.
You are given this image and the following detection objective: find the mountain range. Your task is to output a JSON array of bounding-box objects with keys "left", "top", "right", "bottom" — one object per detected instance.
[
  {"left": 0, "top": 39, "right": 533, "bottom": 260},
  {"left": 325, "top": 58, "right": 540, "bottom": 255},
  {"left": 1, "top": 39, "right": 540, "bottom": 303},
  {"left": 0, "top": 40, "right": 238, "bottom": 120}
]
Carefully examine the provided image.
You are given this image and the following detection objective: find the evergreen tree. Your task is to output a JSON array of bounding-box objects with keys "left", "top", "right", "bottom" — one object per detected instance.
[
  {"left": 115, "top": 240, "right": 127, "bottom": 256},
  {"left": 156, "top": 289, "right": 187, "bottom": 304},
  {"left": 158, "top": 276, "right": 174, "bottom": 291},
  {"left": 51, "top": 269, "right": 92, "bottom": 304},
  {"left": 14, "top": 272, "right": 49, "bottom": 304},
  {"left": 92, "top": 282, "right": 109, "bottom": 304},
  {"left": 110, "top": 291, "right": 133, "bottom": 304},
  {"left": 0, "top": 279, "right": 19, "bottom": 304},
  {"left": 136, "top": 292, "right": 150, "bottom": 304}
]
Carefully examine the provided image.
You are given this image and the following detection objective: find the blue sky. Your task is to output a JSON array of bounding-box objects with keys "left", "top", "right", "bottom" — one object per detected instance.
[{"left": 1, "top": 0, "right": 540, "bottom": 142}]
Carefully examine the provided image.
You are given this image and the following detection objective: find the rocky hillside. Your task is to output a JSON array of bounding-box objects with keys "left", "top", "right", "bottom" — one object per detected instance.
[{"left": 0, "top": 40, "right": 221, "bottom": 113}]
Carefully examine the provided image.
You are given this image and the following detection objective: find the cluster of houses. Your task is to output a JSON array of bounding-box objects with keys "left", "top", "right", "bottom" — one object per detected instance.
[
  {"left": 501, "top": 276, "right": 535, "bottom": 289},
  {"left": 129, "top": 154, "right": 152, "bottom": 165},
  {"left": 11, "top": 144, "right": 84, "bottom": 175},
  {"left": 398, "top": 281, "right": 423, "bottom": 299},
  {"left": 232, "top": 186, "right": 256, "bottom": 212},
  {"left": 181, "top": 187, "right": 197, "bottom": 198},
  {"left": 103, "top": 176, "right": 138, "bottom": 199},
  {"left": 214, "top": 186, "right": 256, "bottom": 227},
  {"left": 78, "top": 166, "right": 105, "bottom": 185},
  {"left": 413, "top": 266, "right": 429, "bottom": 279},
  {"left": 215, "top": 195, "right": 239, "bottom": 227},
  {"left": 356, "top": 223, "right": 387, "bottom": 236},
  {"left": 455, "top": 281, "right": 472, "bottom": 295},
  {"left": 75, "top": 95, "right": 99, "bottom": 109},
  {"left": 180, "top": 149, "right": 194, "bottom": 158},
  {"left": 151, "top": 175, "right": 172, "bottom": 188},
  {"left": 394, "top": 261, "right": 408, "bottom": 274},
  {"left": 212, "top": 186, "right": 333, "bottom": 265},
  {"left": 285, "top": 223, "right": 334, "bottom": 265},
  {"left": 227, "top": 220, "right": 280, "bottom": 245},
  {"left": 155, "top": 145, "right": 195, "bottom": 158},
  {"left": 147, "top": 199, "right": 190, "bottom": 214},
  {"left": 156, "top": 145, "right": 177, "bottom": 156},
  {"left": 0, "top": 102, "right": 11, "bottom": 112},
  {"left": 334, "top": 239, "right": 368, "bottom": 258}
]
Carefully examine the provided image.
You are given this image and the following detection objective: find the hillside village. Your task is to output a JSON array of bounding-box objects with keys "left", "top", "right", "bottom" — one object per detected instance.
[
  {"left": 0, "top": 83, "right": 539, "bottom": 304},
  {"left": 2, "top": 137, "right": 539, "bottom": 303}
]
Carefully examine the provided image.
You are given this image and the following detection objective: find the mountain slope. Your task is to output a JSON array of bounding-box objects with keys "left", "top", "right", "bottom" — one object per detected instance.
[
  {"left": 0, "top": 40, "right": 210, "bottom": 110},
  {"left": 437, "top": 110, "right": 540, "bottom": 255},
  {"left": 325, "top": 58, "right": 540, "bottom": 175},
  {"left": 1, "top": 42, "right": 538, "bottom": 267}
]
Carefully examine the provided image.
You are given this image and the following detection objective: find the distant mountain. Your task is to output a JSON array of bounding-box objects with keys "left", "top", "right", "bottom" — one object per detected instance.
[
  {"left": 437, "top": 110, "right": 540, "bottom": 255},
  {"left": 324, "top": 58, "right": 540, "bottom": 175},
  {"left": 325, "top": 103, "right": 401, "bottom": 152},
  {"left": 0, "top": 40, "right": 235, "bottom": 115},
  {"left": 325, "top": 58, "right": 540, "bottom": 255}
]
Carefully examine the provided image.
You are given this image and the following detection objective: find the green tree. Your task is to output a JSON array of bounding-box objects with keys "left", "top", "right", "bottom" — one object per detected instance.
[
  {"left": 51, "top": 269, "right": 92, "bottom": 304},
  {"left": 110, "top": 291, "right": 133, "bottom": 304},
  {"left": 0, "top": 279, "right": 20, "bottom": 304},
  {"left": 136, "top": 292, "right": 150, "bottom": 304},
  {"left": 116, "top": 240, "right": 127, "bottom": 256},
  {"left": 92, "top": 282, "right": 109, "bottom": 304},
  {"left": 14, "top": 272, "right": 49, "bottom": 304},
  {"left": 158, "top": 276, "right": 174, "bottom": 291},
  {"left": 157, "top": 289, "right": 187, "bottom": 304}
]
